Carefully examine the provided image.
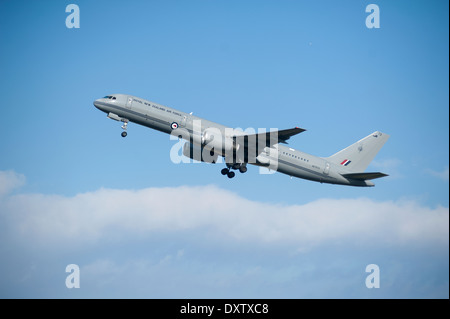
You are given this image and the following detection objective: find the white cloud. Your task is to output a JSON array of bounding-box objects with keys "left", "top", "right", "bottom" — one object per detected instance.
[
  {"left": 1, "top": 183, "right": 448, "bottom": 249},
  {"left": 0, "top": 170, "right": 448, "bottom": 298},
  {"left": 426, "top": 166, "right": 449, "bottom": 181},
  {"left": 0, "top": 170, "right": 25, "bottom": 197}
]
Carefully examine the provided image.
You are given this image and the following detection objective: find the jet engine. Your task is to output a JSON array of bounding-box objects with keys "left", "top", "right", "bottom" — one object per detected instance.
[
  {"left": 195, "top": 128, "right": 238, "bottom": 155},
  {"left": 183, "top": 142, "right": 218, "bottom": 163}
]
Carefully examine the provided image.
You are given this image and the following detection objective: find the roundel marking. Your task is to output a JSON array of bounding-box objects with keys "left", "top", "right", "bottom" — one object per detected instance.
[{"left": 171, "top": 122, "right": 179, "bottom": 130}]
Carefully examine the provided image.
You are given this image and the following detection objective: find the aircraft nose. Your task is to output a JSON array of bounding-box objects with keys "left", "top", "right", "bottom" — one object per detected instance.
[{"left": 93, "top": 99, "right": 103, "bottom": 110}]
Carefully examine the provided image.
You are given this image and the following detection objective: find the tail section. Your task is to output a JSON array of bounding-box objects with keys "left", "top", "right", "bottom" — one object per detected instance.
[{"left": 327, "top": 131, "right": 390, "bottom": 172}]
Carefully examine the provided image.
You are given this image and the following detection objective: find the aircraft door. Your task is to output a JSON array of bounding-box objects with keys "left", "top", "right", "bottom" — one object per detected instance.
[
  {"left": 324, "top": 162, "right": 330, "bottom": 175},
  {"left": 181, "top": 115, "right": 187, "bottom": 127},
  {"left": 126, "top": 96, "right": 133, "bottom": 109}
]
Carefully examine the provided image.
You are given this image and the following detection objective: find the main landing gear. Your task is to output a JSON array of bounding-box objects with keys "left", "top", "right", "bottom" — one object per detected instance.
[
  {"left": 221, "top": 163, "right": 247, "bottom": 179},
  {"left": 221, "top": 168, "right": 235, "bottom": 179}
]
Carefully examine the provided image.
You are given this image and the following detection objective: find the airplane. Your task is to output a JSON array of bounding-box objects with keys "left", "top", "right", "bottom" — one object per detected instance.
[{"left": 94, "top": 94, "right": 390, "bottom": 187}]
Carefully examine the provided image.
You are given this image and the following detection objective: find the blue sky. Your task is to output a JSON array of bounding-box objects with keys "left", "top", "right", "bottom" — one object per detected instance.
[{"left": 0, "top": 1, "right": 448, "bottom": 298}]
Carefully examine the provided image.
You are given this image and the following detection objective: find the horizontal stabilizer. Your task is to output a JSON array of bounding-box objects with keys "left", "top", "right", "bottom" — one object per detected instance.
[{"left": 341, "top": 172, "right": 389, "bottom": 180}]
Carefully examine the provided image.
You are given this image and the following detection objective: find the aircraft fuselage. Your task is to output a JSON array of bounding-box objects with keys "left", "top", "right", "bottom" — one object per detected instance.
[{"left": 94, "top": 94, "right": 384, "bottom": 187}]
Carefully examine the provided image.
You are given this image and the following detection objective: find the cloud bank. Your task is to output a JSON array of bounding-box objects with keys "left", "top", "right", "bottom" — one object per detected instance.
[
  {"left": 2, "top": 186, "right": 448, "bottom": 248},
  {"left": 0, "top": 170, "right": 448, "bottom": 298}
]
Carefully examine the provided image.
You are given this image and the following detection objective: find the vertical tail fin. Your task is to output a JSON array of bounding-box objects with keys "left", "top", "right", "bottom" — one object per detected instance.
[{"left": 326, "top": 131, "right": 390, "bottom": 172}]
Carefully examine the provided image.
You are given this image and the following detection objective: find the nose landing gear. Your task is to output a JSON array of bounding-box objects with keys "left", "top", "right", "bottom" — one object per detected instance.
[
  {"left": 107, "top": 113, "right": 129, "bottom": 138},
  {"left": 121, "top": 121, "right": 128, "bottom": 137}
]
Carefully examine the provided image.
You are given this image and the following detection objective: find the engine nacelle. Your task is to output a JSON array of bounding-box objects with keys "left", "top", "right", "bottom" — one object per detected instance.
[
  {"left": 194, "top": 128, "right": 238, "bottom": 155},
  {"left": 183, "top": 142, "right": 218, "bottom": 163}
]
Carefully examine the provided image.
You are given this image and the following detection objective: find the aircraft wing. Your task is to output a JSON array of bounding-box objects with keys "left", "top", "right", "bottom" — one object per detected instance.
[
  {"left": 231, "top": 127, "right": 306, "bottom": 162},
  {"left": 233, "top": 127, "right": 306, "bottom": 147},
  {"left": 257, "top": 127, "right": 306, "bottom": 145}
]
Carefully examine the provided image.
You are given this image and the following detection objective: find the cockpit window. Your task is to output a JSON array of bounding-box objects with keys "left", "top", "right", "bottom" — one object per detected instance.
[{"left": 103, "top": 96, "right": 117, "bottom": 100}]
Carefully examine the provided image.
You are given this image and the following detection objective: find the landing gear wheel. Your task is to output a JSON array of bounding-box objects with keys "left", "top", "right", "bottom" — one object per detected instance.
[
  {"left": 227, "top": 171, "right": 235, "bottom": 179},
  {"left": 221, "top": 168, "right": 229, "bottom": 175},
  {"left": 120, "top": 121, "right": 128, "bottom": 138},
  {"left": 239, "top": 166, "right": 247, "bottom": 173}
]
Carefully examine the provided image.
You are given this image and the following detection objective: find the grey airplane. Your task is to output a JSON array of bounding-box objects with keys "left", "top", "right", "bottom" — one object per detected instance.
[{"left": 94, "top": 94, "right": 390, "bottom": 187}]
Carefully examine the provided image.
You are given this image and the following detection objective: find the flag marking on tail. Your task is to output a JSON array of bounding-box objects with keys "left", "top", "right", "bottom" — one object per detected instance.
[{"left": 341, "top": 159, "right": 352, "bottom": 166}]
